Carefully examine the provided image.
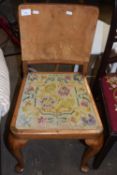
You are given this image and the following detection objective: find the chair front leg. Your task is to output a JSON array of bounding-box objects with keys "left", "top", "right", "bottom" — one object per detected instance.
[
  {"left": 8, "top": 132, "right": 28, "bottom": 173},
  {"left": 81, "top": 134, "right": 103, "bottom": 173}
]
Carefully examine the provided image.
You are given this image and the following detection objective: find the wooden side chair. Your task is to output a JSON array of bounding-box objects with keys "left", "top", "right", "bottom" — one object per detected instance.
[
  {"left": 8, "top": 4, "right": 103, "bottom": 173},
  {"left": 93, "top": 0, "right": 117, "bottom": 169}
]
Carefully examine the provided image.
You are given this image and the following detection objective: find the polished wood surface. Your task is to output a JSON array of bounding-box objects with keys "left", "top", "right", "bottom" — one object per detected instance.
[
  {"left": 8, "top": 132, "right": 28, "bottom": 173},
  {"left": 81, "top": 134, "right": 103, "bottom": 172},
  {"left": 19, "top": 4, "right": 98, "bottom": 64}
]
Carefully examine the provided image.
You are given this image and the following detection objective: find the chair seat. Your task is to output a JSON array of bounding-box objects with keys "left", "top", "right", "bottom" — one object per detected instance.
[
  {"left": 15, "top": 73, "right": 101, "bottom": 131},
  {"left": 101, "top": 74, "right": 117, "bottom": 132}
]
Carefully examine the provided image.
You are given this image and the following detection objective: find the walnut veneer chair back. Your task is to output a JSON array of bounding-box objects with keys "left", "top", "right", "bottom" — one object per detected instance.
[{"left": 19, "top": 4, "right": 98, "bottom": 75}]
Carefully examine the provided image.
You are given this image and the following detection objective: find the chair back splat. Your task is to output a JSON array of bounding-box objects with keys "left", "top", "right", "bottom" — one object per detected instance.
[{"left": 19, "top": 4, "right": 99, "bottom": 75}]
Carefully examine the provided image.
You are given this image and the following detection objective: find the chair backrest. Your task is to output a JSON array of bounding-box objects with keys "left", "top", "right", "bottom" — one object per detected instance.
[
  {"left": 18, "top": 4, "right": 99, "bottom": 75},
  {"left": 96, "top": 0, "right": 117, "bottom": 78}
]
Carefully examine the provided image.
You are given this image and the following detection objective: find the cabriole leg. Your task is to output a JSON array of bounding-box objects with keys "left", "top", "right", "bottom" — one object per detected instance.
[
  {"left": 8, "top": 132, "right": 28, "bottom": 173},
  {"left": 81, "top": 134, "right": 103, "bottom": 173}
]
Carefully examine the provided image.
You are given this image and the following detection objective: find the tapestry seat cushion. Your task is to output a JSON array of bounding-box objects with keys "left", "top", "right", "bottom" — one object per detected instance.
[
  {"left": 16, "top": 73, "right": 101, "bottom": 130},
  {"left": 101, "top": 74, "right": 117, "bottom": 132}
]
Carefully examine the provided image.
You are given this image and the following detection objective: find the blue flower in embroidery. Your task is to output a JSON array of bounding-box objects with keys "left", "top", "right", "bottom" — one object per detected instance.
[
  {"left": 81, "top": 114, "right": 96, "bottom": 126},
  {"left": 73, "top": 74, "right": 82, "bottom": 82}
]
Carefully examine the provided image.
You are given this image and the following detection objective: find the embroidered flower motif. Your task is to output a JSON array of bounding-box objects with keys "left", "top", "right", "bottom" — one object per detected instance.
[
  {"left": 16, "top": 73, "right": 98, "bottom": 130},
  {"left": 81, "top": 114, "right": 96, "bottom": 126},
  {"left": 25, "top": 86, "right": 34, "bottom": 94},
  {"left": 106, "top": 76, "right": 117, "bottom": 111},
  {"left": 65, "top": 75, "right": 71, "bottom": 81},
  {"left": 81, "top": 99, "right": 89, "bottom": 107},
  {"left": 41, "top": 96, "right": 56, "bottom": 109},
  {"left": 73, "top": 74, "right": 82, "bottom": 82},
  {"left": 29, "top": 73, "right": 38, "bottom": 81},
  {"left": 106, "top": 76, "right": 117, "bottom": 89},
  {"left": 71, "top": 116, "right": 77, "bottom": 123},
  {"left": 58, "top": 86, "right": 70, "bottom": 96},
  {"left": 38, "top": 116, "right": 46, "bottom": 124}
]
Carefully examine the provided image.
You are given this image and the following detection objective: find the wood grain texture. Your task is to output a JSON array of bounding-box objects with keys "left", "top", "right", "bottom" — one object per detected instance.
[
  {"left": 19, "top": 4, "right": 99, "bottom": 64},
  {"left": 81, "top": 134, "right": 103, "bottom": 172},
  {"left": 8, "top": 132, "right": 28, "bottom": 173}
]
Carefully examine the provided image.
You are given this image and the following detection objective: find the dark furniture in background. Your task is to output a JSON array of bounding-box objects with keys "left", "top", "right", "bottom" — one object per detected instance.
[{"left": 93, "top": 0, "right": 117, "bottom": 169}]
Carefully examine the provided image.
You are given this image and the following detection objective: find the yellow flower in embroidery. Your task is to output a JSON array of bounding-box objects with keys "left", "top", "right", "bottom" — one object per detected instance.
[
  {"left": 33, "top": 108, "right": 41, "bottom": 117},
  {"left": 44, "top": 83, "right": 56, "bottom": 93},
  {"left": 22, "top": 101, "right": 31, "bottom": 112},
  {"left": 75, "top": 110, "right": 80, "bottom": 116},
  {"left": 22, "top": 102, "right": 34, "bottom": 114},
  {"left": 56, "top": 98, "right": 75, "bottom": 112},
  {"left": 72, "top": 110, "right": 81, "bottom": 122}
]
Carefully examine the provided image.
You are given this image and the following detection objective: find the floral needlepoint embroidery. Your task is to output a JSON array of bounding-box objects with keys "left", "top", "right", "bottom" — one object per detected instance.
[
  {"left": 71, "top": 116, "right": 77, "bottom": 123},
  {"left": 65, "top": 75, "right": 71, "bottom": 81},
  {"left": 106, "top": 75, "right": 117, "bottom": 112},
  {"left": 16, "top": 73, "right": 99, "bottom": 130},
  {"left": 58, "top": 86, "right": 70, "bottom": 96},
  {"left": 113, "top": 89, "right": 117, "bottom": 111},
  {"left": 41, "top": 96, "right": 56, "bottom": 109},
  {"left": 81, "top": 114, "right": 96, "bottom": 126},
  {"left": 81, "top": 99, "right": 89, "bottom": 107},
  {"left": 106, "top": 76, "right": 117, "bottom": 89},
  {"left": 38, "top": 116, "right": 46, "bottom": 124},
  {"left": 73, "top": 74, "right": 83, "bottom": 83}
]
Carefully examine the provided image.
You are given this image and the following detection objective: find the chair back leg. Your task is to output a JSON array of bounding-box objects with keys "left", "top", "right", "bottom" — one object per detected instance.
[{"left": 93, "top": 136, "right": 115, "bottom": 168}]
